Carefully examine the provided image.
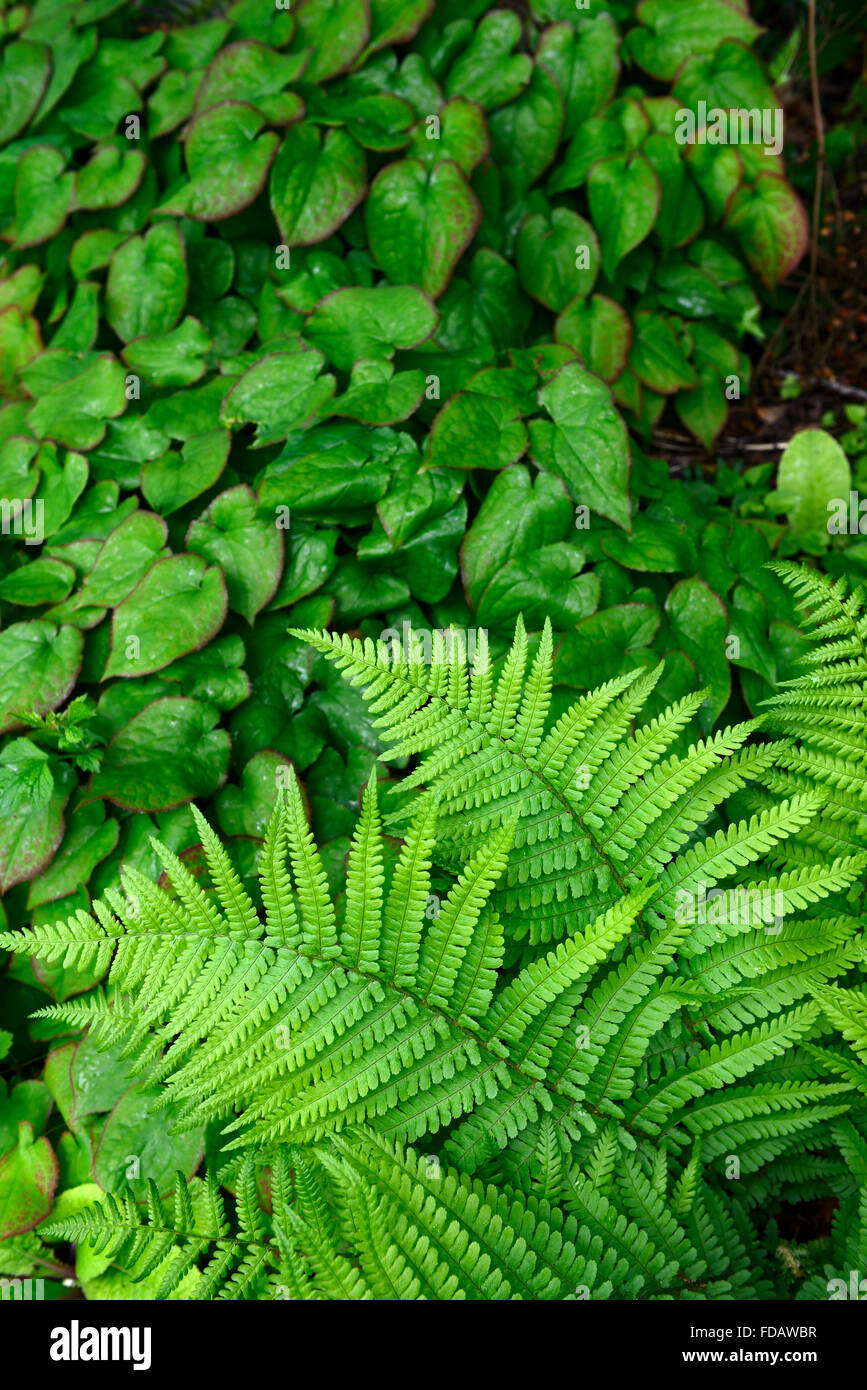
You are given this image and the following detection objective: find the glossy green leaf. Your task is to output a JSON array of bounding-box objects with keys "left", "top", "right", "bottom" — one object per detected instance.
[
  {"left": 88, "top": 697, "right": 231, "bottom": 812},
  {"left": 105, "top": 222, "right": 188, "bottom": 344},
  {"left": 555, "top": 293, "right": 631, "bottom": 383},
  {"left": 270, "top": 124, "right": 366, "bottom": 246},
  {"left": 587, "top": 152, "right": 660, "bottom": 280},
  {"left": 366, "top": 159, "right": 481, "bottom": 299},
  {"left": 157, "top": 101, "right": 280, "bottom": 221},
  {"left": 220, "top": 348, "right": 336, "bottom": 445},
  {"left": 0, "top": 1124, "right": 57, "bottom": 1239},
  {"left": 187, "top": 484, "right": 283, "bottom": 624},
  {"left": 517, "top": 207, "right": 599, "bottom": 312},
  {"left": 0, "top": 42, "right": 50, "bottom": 146},
  {"left": 529, "top": 361, "right": 631, "bottom": 530},
  {"left": 425, "top": 389, "right": 527, "bottom": 472},
  {"left": 103, "top": 552, "right": 227, "bottom": 679},
  {"left": 122, "top": 316, "right": 212, "bottom": 388},
  {"left": 0, "top": 741, "right": 75, "bottom": 893},
  {"left": 304, "top": 285, "right": 438, "bottom": 371},
  {"left": 0, "top": 622, "right": 83, "bottom": 734}
]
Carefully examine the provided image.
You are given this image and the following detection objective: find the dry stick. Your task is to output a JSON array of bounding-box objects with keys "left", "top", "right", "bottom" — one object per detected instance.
[{"left": 807, "top": 0, "right": 826, "bottom": 307}]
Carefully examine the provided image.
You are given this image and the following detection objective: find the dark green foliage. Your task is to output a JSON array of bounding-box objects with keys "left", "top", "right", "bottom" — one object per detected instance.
[
  {"left": 0, "top": 0, "right": 839, "bottom": 933},
  {"left": 4, "top": 582, "right": 867, "bottom": 1299},
  {"left": 0, "top": 0, "right": 864, "bottom": 1304}
]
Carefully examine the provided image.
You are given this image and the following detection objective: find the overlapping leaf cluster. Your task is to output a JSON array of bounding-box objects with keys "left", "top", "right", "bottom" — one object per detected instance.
[
  {"left": 3, "top": 566, "right": 865, "bottom": 1300},
  {"left": 0, "top": 0, "right": 833, "bottom": 929},
  {"left": 0, "top": 0, "right": 865, "bottom": 1303}
]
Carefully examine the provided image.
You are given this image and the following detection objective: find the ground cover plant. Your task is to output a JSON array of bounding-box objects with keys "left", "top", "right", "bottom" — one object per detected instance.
[{"left": 0, "top": 0, "right": 864, "bottom": 1302}]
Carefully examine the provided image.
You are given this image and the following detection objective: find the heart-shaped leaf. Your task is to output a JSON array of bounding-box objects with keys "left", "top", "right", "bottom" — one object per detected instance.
[
  {"left": 304, "top": 285, "right": 438, "bottom": 370},
  {"left": 366, "top": 158, "right": 481, "bottom": 298},
  {"left": 270, "top": 124, "right": 366, "bottom": 246},
  {"left": 104, "top": 554, "right": 228, "bottom": 678},
  {"left": 88, "top": 697, "right": 231, "bottom": 812},
  {"left": 0, "top": 1123, "right": 58, "bottom": 1239},
  {"left": 187, "top": 484, "right": 284, "bottom": 623},
  {"left": 529, "top": 361, "right": 631, "bottom": 530}
]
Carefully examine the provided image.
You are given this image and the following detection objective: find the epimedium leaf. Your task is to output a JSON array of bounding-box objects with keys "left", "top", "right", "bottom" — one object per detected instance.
[
  {"left": 0, "top": 263, "right": 45, "bottom": 315},
  {"left": 92, "top": 1085, "right": 203, "bottom": 1197},
  {"left": 220, "top": 347, "right": 336, "bottom": 445},
  {"left": 488, "top": 63, "right": 565, "bottom": 190},
  {"left": 144, "top": 376, "right": 228, "bottom": 440},
  {"left": 32, "top": 445, "right": 90, "bottom": 541},
  {"left": 629, "top": 311, "right": 700, "bottom": 394},
  {"left": 105, "top": 221, "right": 188, "bottom": 344},
  {"left": 477, "top": 541, "right": 599, "bottom": 630},
  {"left": 193, "top": 39, "right": 308, "bottom": 121},
  {"left": 0, "top": 740, "right": 76, "bottom": 893},
  {"left": 461, "top": 464, "right": 573, "bottom": 611},
  {"left": 267, "top": 526, "right": 337, "bottom": 610},
  {"left": 140, "top": 430, "right": 231, "bottom": 515},
  {"left": 423, "top": 388, "right": 528, "bottom": 472},
  {"left": 674, "top": 38, "right": 778, "bottom": 122},
  {"left": 536, "top": 15, "right": 620, "bottom": 137},
  {"left": 320, "top": 91, "right": 416, "bottom": 153},
  {"left": 626, "top": 0, "right": 761, "bottom": 82},
  {"left": 516, "top": 207, "right": 599, "bottom": 312},
  {"left": 26, "top": 354, "right": 127, "bottom": 451},
  {"left": 554, "top": 293, "right": 631, "bottom": 383},
  {"left": 26, "top": 798, "right": 119, "bottom": 909},
  {"left": 304, "top": 285, "right": 438, "bottom": 371},
  {"left": 664, "top": 574, "right": 731, "bottom": 730},
  {"left": 0, "top": 42, "right": 51, "bottom": 146},
  {"left": 88, "top": 697, "right": 231, "bottom": 812},
  {"left": 326, "top": 358, "right": 426, "bottom": 425},
  {"left": 215, "top": 748, "right": 293, "bottom": 839},
  {"left": 587, "top": 152, "right": 660, "bottom": 280},
  {"left": 366, "top": 158, "right": 481, "bottom": 299},
  {"left": 49, "top": 280, "right": 100, "bottom": 354},
  {"left": 0, "top": 556, "right": 76, "bottom": 607},
  {"left": 269, "top": 123, "right": 366, "bottom": 246},
  {"left": 73, "top": 141, "right": 146, "bottom": 212},
  {"left": 0, "top": 1081, "right": 52, "bottom": 1150},
  {"left": 0, "top": 621, "right": 84, "bottom": 734},
  {"left": 156, "top": 634, "right": 251, "bottom": 711},
  {"left": 0, "top": 1123, "right": 58, "bottom": 1239},
  {"left": 364, "top": 0, "right": 434, "bottom": 55},
  {"left": 0, "top": 305, "right": 43, "bottom": 395},
  {"left": 87, "top": 416, "right": 172, "bottom": 486},
  {"left": 444, "top": 9, "right": 532, "bottom": 111},
  {"left": 104, "top": 554, "right": 228, "bottom": 679},
  {"left": 257, "top": 431, "right": 395, "bottom": 516},
  {"left": 407, "top": 97, "right": 489, "bottom": 175},
  {"left": 187, "top": 484, "right": 284, "bottom": 624},
  {"left": 148, "top": 68, "right": 201, "bottom": 139},
  {"left": 724, "top": 173, "right": 809, "bottom": 289},
  {"left": 122, "top": 316, "right": 212, "bottom": 389},
  {"left": 554, "top": 601, "right": 662, "bottom": 688},
  {"left": 547, "top": 110, "right": 627, "bottom": 194},
  {"left": 11, "top": 145, "right": 75, "bottom": 250},
  {"left": 528, "top": 361, "right": 632, "bottom": 531},
  {"left": 157, "top": 101, "right": 280, "bottom": 222},
  {"left": 55, "top": 58, "right": 140, "bottom": 142},
  {"left": 75, "top": 510, "right": 169, "bottom": 610},
  {"left": 291, "top": 0, "right": 370, "bottom": 82},
  {"left": 69, "top": 229, "right": 126, "bottom": 281},
  {"left": 674, "top": 368, "right": 729, "bottom": 452},
  {"left": 600, "top": 513, "right": 698, "bottom": 573},
  {"left": 0, "top": 434, "right": 39, "bottom": 499}
]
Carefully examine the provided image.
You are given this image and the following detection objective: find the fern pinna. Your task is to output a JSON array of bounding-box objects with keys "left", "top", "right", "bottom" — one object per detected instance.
[{"left": 5, "top": 570, "right": 867, "bottom": 1299}]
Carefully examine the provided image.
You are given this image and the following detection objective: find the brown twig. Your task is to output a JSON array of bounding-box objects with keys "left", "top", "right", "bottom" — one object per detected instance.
[{"left": 807, "top": 0, "right": 826, "bottom": 306}]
